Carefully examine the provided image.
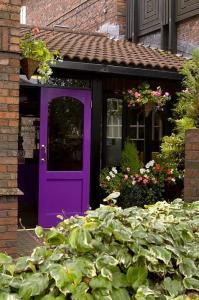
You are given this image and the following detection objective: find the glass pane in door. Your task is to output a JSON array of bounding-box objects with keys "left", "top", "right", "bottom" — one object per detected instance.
[{"left": 47, "top": 96, "right": 84, "bottom": 171}]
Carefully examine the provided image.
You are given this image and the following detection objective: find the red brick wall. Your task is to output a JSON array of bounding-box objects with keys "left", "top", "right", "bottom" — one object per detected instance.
[
  {"left": 23, "top": 0, "right": 126, "bottom": 36},
  {"left": 184, "top": 129, "right": 199, "bottom": 202},
  {"left": 0, "top": 0, "right": 21, "bottom": 256},
  {"left": 24, "top": 0, "right": 115, "bottom": 30},
  {"left": 177, "top": 15, "right": 199, "bottom": 55}
]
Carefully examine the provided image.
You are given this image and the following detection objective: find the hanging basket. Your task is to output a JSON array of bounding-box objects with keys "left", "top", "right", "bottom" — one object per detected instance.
[
  {"left": 144, "top": 103, "right": 153, "bottom": 117},
  {"left": 20, "top": 58, "right": 40, "bottom": 80}
]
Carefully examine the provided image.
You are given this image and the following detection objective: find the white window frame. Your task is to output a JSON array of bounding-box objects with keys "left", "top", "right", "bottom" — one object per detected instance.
[
  {"left": 20, "top": 6, "right": 27, "bottom": 25},
  {"left": 152, "top": 111, "right": 163, "bottom": 141},
  {"left": 106, "top": 98, "right": 122, "bottom": 139}
]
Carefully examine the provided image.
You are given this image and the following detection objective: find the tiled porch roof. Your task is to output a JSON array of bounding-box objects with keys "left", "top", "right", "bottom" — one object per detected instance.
[{"left": 20, "top": 26, "right": 185, "bottom": 72}]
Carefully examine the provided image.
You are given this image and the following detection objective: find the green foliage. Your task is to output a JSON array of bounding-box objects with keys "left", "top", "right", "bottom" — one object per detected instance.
[
  {"left": 160, "top": 134, "right": 184, "bottom": 165},
  {"left": 1, "top": 200, "right": 199, "bottom": 299},
  {"left": 121, "top": 141, "right": 142, "bottom": 172},
  {"left": 20, "top": 31, "right": 61, "bottom": 83},
  {"left": 160, "top": 49, "right": 199, "bottom": 166}
]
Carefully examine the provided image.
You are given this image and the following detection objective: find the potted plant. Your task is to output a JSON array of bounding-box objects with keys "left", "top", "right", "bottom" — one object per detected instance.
[
  {"left": 124, "top": 82, "right": 171, "bottom": 116},
  {"left": 20, "top": 27, "right": 61, "bottom": 82}
]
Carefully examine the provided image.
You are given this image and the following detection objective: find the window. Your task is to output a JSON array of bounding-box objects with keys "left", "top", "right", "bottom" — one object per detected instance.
[
  {"left": 128, "top": 109, "right": 145, "bottom": 142},
  {"left": 152, "top": 111, "right": 163, "bottom": 142},
  {"left": 105, "top": 98, "right": 123, "bottom": 166},
  {"left": 20, "top": 6, "right": 26, "bottom": 25},
  {"left": 127, "top": 109, "right": 145, "bottom": 160}
]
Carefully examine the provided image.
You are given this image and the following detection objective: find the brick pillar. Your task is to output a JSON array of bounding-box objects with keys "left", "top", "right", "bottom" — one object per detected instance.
[
  {"left": 184, "top": 129, "right": 199, "bottom": 202},
  {"left": 0, "top": 0, "right": 22, "bottom": 256}
]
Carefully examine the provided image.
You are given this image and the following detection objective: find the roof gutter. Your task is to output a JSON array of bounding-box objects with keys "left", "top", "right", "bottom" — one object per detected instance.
[{"left": 53, "top": 60, "right": 182, "bottom": 80}]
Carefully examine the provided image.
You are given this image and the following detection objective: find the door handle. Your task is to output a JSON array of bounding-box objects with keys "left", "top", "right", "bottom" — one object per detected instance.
[{"left": 41, "top": 144, "right": 47, "bottom": 162}]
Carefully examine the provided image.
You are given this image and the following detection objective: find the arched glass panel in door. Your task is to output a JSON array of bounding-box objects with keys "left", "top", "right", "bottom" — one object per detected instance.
[{"left": 47, "top": 96, "right": 84, "bottom": 171}]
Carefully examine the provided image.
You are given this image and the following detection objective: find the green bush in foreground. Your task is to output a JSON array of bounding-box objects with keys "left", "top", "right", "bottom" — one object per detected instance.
[{"left": 1, "top": 200, "right": 199, "bottom": 300}]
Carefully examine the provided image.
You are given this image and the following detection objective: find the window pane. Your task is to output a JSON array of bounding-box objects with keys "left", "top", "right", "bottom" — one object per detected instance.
[
  {"left": 139, "top": 127, "right": 145, "bottom": 139},
  {"left": 129, "top": 127, "right": 137, "bottom": 139},
  {"left": 48, "top": 97, "right": 83, "bottom": 171},
  {"left": 106, "top": 98, "right": 122, "bottom": 166}
]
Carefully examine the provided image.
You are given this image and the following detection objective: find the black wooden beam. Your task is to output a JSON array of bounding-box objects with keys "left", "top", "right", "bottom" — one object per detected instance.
[
  {"left": 168, "top": 0, "right": 177, "bottom": 53},
  {"left": 144, "top": 112, "right": 152, "bottom": 163},
  {"left": 53, "top": 61, "right": 182, "bottom": 81},
  {"left": 126, "top": 0, "right": 138, "bottom": 42},
  {"left": 160, "top": 0, "right": 169, "bottom": 51},
  {"left": 90, "top": 79, "right": 103, "bottom": 209}
]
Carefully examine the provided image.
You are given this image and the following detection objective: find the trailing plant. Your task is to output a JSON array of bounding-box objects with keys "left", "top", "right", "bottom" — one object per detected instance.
[
  {"left": 124, "top": 82, "right": 170, "bottom": 110},
  {"left": 121, "top": 141, "right": 142, "bottom": 172},
  {"left": 1, "top": 199, "right": 199, "bottom": 299},
  {"left": 20, "top": 28, "right": 61, "bottom": 83},
  {"left": 160, "top": 49, "right": 199, "bottom": 167}
]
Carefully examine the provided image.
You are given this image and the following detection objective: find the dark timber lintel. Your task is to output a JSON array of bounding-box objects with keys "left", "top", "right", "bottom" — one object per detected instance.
[{"left": 53, "top": 60, "right": 182, "bottom": 81}]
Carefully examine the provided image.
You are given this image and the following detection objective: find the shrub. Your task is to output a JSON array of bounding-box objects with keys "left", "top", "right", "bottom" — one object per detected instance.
[
  {"left": 121, "top": 141, "right": 142, "bottom": 172},
  {"left": 160, "top": 49, "right": 199, "bottom": 168},
  {"left": 1, "top": 199, "right": 199, "bottom": 299}
]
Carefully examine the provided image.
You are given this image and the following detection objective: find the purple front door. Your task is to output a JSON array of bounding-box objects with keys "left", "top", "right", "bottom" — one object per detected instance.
[{"left": 39, "top": 88, "right": 91, "bottom": 227}]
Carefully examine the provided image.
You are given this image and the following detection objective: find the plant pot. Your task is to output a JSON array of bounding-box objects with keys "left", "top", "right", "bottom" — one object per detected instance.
[
  {"left": 20, "top": 58, "right": 40, "bottom": 80},
  {"left": 144, "top": 103, "right": 153, "bottom": 117}
]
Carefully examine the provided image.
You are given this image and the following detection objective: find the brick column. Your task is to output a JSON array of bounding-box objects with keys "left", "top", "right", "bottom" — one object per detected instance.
[
  {"left": 184, "top": 129, "right": 199, "bottom": 202},
  {"left": 0, "top": 0, "right": 22, "bottom": 256}
]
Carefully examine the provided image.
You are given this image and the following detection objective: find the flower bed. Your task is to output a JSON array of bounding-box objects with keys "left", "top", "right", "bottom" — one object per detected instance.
[
  {"left": 0, "top": 200, "right": 199, "bottom": 299},
  {"left": 100, "top": 160, "right": 183, "bottom": 207}
]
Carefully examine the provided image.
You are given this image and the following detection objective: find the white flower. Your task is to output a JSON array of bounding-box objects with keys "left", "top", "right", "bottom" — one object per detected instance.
[
  {"left": 146, "top": 169, "right": 150, "bottom": 173},
  {"left": 109, "top": 171, "right": 114, "bottom": 177},
  {"left": 106, "top": 176, "right": 111, "bottom": 181},
  {"left": 171, "top": 169, "right": 173, "bottom": 174},
  {"left": 140, "top": 168, "right": 146, "bottom": 174},
  {"left": 126, "top": 167, "right": 130, "bottom": 172},
  {"left": 112, "top": 174, "right": 115, "bottom": 178},
  {"left": 112, "top": 167, "right": 118, "bottom": 174},
  {"left": 172, "top": 178, "right": 176, "bottom": 182},
  {"left": 145, "top": 160, "right": 155, "bottom": 168},
  {"left": 132, "top": 180, "right": 136, "bottom": 185}
]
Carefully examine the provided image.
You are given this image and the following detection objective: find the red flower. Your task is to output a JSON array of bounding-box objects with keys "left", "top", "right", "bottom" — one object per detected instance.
[
  {"left": 167, "top": 176, "right": 173, "bottom": 182},
  {"left": 166, "top": 169, "right": 172, "bottom": 175},
  {"left": 154, "top": 164, "right": 162, "bottom": 172}
]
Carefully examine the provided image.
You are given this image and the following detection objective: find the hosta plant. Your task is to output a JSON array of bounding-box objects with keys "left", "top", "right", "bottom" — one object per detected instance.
[{"left": 1, "top": 199, "right": 199, "bottom": 299}]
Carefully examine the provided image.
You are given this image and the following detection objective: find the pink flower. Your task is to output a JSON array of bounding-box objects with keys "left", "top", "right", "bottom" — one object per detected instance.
[
  {"left": 152, "top": 177, "right": 157, "bottom": 184},
  {"left": 124, "top": 174, "right": 128, "bottom": 180},
  {"left": 164, "top": 92, "right": 170, "bottom": 97},
  {"left": 138, "top": 177, "right": 143, "bottom": 182},
  {"left": 128, "top": 89, "right": 133, "bottom": 95},
  {"left": 134, "top": 92, "right": 141, "bottom": 99},
  {"left": 143, "top": 179, "right": 148, "bottom": 185}
]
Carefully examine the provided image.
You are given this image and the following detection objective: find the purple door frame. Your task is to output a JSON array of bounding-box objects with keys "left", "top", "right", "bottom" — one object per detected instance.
[{"left": 39, "top": 87, "right": 91, "bottom": 227}]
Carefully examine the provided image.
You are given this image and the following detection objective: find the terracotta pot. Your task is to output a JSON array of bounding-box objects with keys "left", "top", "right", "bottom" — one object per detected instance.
[
  {"left": 20, "top": 58, "right": 40, "bottom": 80},
  {"left": 144, "top": 103, "right": 153, "bottom": 117}
]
